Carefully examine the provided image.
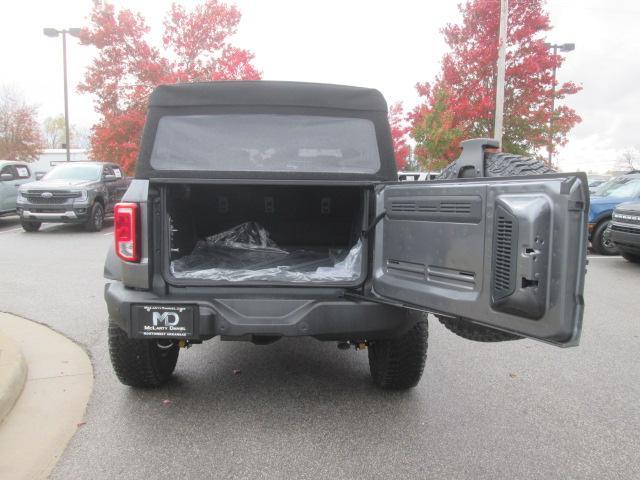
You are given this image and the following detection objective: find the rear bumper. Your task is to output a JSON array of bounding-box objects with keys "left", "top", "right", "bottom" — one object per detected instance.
[{"left": 104, "top": 281, "right": 410, "bottom": 341}]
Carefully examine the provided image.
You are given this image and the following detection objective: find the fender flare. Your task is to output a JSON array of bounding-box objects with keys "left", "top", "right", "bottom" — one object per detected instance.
[{"left": 104, "top": 244, "right": 122, "bottom": 281}]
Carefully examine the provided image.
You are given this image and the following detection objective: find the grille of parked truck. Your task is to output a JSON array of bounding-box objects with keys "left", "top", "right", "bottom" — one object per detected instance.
[
  {"left": 104, "top": 81, "right": 589, "bottom": 390},
  {"left": 610, "top": 201, "right": 640, "bottom": 263}
]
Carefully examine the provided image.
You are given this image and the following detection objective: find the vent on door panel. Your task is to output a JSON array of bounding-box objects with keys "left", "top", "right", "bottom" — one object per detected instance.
[
  {"left": 390, "top": 199, "right": 471, "bottom": 213},
  {"left": 492, "top": 206, "right": 517, "bottom": 301},
  {"left": 439, "top": 201, "right": 472, "bottom": 214},
  {"left": 390, "top": 201, "right": 420, "bottom": 212}
]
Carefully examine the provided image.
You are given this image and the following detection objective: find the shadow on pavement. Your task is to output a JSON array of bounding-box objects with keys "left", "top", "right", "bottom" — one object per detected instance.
[
  {"left": 0, "top": 215, "right": 20, "bottom": 231},
  {"left": 0, "top": 216, "right": 114, "bottom": 235},
  {"left": 28, "top": 219, "right": 114, "bottom": 235}
]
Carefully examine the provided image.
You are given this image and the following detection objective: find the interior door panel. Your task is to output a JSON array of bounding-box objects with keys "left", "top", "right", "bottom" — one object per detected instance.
[{"left": 371, "top": 174, "right": 588, "bottom": 346}]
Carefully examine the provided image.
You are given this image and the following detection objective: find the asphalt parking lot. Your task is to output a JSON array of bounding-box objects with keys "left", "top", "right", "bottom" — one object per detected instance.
[{"left": 1, "top": 215, "right": 639, "bottom": 479}]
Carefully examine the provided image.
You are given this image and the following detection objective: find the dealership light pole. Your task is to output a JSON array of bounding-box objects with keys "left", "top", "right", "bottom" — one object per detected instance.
[
  {"left": 43, "top": 27, "right": 81, "bottom": 162},
  {"left": 493, "top": 0, "right": 508, "bottom": 148},
  {"left": 546, "top": 42, "right": 575, "bottom": 166}
]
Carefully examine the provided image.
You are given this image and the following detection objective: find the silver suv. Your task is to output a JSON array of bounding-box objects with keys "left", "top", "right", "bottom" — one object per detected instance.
[{"left": 0, "top": 160, "right": 33, "bottom": 216}]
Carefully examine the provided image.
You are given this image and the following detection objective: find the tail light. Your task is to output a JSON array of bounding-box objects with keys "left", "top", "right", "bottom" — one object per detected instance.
[{"left": 114, "top": 203, "right": 139, "bottom": 262}]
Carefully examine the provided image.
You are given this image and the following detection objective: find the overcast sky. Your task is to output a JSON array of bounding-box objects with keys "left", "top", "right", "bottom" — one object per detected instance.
[{"left": 1, "top": 0, "right": 638, "bottom": 172}]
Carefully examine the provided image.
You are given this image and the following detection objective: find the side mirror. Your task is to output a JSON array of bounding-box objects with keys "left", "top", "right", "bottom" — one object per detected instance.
[
  {"left": 104, "top": 174, "right": 117, "bottom": 182},
  {"left": 0, "top": 173, "right": 14, "bottom": 181}
]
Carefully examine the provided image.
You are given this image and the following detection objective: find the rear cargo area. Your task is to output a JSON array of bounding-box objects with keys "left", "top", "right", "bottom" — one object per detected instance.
[{"left": 165, "top": 185, "right": 366, "bottom": 283}]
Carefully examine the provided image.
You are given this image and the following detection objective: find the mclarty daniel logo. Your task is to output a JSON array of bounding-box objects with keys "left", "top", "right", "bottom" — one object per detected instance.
[
  {"left": 152, "top": 311, "right": 180, "bottom": 327},
  {"left": 140, "top": 306, "right": 189, "bottom": 335}
]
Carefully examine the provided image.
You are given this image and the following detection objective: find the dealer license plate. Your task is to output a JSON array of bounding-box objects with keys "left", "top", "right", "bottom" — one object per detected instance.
[{"left": 131, "top": 305, "right": 196, "bottom": 339}]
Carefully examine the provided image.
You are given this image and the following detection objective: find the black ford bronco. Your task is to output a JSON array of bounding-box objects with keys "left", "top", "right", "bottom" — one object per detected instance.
[{"left": 105, "top": 81, "right": 589, "bottom": 390}]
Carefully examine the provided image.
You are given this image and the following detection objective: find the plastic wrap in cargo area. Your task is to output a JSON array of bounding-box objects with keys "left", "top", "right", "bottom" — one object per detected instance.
[{"left": 170, "top": 222, "right": 362, "bottom": 282}]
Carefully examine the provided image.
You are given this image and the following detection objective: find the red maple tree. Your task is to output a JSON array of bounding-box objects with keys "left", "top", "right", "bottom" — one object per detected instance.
[
  {"left": 388, "top": 102, "right": 411, "bottom": 170},
  {"left": 79, "top": 0, "right": 261, "bottom": 173},
  {"left": 411, "top": 0, "right": 581, "bottom": 164},
  {"left": 0, "top": 87, "right": 42, "bottom": 161}
]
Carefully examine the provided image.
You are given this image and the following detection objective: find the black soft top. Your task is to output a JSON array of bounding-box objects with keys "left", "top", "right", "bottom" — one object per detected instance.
[
  {"left": 137, "top": 81, "right": 396, "bottom": 182},
  {"left": 149, "top": 81, "right": 388, "bottom": 112}
]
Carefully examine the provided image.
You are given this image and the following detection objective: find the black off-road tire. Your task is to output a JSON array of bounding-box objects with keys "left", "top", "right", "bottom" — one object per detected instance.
[
  {"left": 437, "top": 316, "right": 520, "bottom": 342},
  {"left": 108, "top": 320, "right": 179, "bottom": 388},
  {"left": 21, "top": 220, "right": 41, "bottom": 232},
  {"left": 85, "top": 202, "right": 105, "bottom": 232},
  {"left": 440, "top": 151, "right": 555, "bottom": 179},
  {"left": 368, "top": 312, "right": 428, "bottom": 390},
  {"left": 621, "top": 251, "right": 640, "bottom": 263},
  {"left": 437, "top": 152, "right": 555, "bottom": 342},
  {"left": 591, "top": 220, "right": 618, "bottom": 255}
]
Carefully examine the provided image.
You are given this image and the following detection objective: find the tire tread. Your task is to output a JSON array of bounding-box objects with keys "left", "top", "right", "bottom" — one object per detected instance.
[
  {"left": 368, "top": 313, "right": 428, "bottom": 390},
  {"left": 108, "top": 320, "right": 179, "bottom": 388},
  {"left": 591, "top": 220, "right": 617, "bottom": 255},
  {"left": 21, "top": 221, "right": 41, "bottom": 232},
  {"left": 85, "top": 202, "right": 104, "bottom": 232},
  {"left": 437, "top": 316, "right": 521, "bottom": 342}
]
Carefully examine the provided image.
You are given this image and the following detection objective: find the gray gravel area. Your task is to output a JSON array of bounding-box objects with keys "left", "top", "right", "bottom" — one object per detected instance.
[{"left": 0, "top": 217, "right": 638, "bottom": 479}]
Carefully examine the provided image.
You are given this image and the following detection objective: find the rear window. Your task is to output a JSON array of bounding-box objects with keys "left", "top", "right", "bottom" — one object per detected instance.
[{"left": 150, "top": 114, "right": 381, "bottom": 174}]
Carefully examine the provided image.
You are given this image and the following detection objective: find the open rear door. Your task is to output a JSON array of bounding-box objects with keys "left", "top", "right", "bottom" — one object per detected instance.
[{"left": 371, "top": 173, "right": 588, "bottom": 346}]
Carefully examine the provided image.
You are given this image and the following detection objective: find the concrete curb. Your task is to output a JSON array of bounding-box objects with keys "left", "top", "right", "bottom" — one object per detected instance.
[
  {"left": 0, "top": 331, "right": 27, "bottom": 424},
  {"left": 0, "top": 313, "right": 93, "bottom": 480}
]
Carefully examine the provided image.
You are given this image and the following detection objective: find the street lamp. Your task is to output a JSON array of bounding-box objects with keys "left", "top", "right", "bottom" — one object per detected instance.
[
  {"left": 43, "top": 27, "right": 82, "bottom": 162},
  {"left": 546, "top": 42, "right": 575, "bottom": 166}
]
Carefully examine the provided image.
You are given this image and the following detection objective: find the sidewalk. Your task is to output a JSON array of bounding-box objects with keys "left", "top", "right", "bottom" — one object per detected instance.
[
  {"left": 0, "top": 313, "right": 93, "bottom": 480},
  {"left": 0, "top": 328, "right": 27, "bottom": 423}
]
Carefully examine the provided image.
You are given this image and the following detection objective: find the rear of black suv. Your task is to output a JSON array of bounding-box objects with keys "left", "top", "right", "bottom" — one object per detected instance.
[{"left": 105, "top": 81, "right": 589, "bottom": 390}]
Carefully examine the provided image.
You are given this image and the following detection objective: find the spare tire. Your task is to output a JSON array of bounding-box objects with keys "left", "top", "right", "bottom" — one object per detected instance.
[{"left": 437, "top": 152, "right": 555, "bottom": 342}]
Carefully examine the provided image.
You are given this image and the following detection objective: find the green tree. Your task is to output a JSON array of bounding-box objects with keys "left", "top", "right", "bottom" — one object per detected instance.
[
  {"left": 411, "top": 86, "right": 463, "bottom": 171},
  {"left": 42, "top": 115, "right": 67, "bottom": 148},
  {"left": 42, "top": 115, "right": 88, "bottom": 149}
]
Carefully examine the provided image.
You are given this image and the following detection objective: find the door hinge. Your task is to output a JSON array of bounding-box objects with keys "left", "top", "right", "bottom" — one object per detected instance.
[{"left": 361, "top": 210, "right": 386, "bottom": 239}]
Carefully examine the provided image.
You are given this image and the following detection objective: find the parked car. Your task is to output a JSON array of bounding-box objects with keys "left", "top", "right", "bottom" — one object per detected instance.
[
  {"left": 610, "top": 201, "right": 640, "bottom": 263},
  {"left": 588, "top": 173, "right": 640, "bottom": 254},
  {"left": 16, "top": 161, "right": 130, "bottom": 232},
  {"left": 587, "top": 175, "right": 610, "bottom": 194},
  {"left": 104, "top": 81, "right": 588, "bottom": 390},
  {"left": 398, "top": 171, "right": 441, "bottom": 181},
  {"left": 0, "top": 160, "right": 34, "bottom": 216}
]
